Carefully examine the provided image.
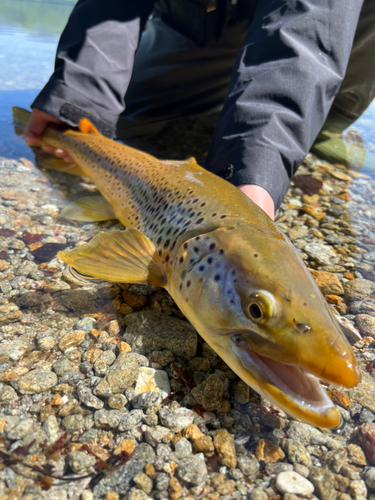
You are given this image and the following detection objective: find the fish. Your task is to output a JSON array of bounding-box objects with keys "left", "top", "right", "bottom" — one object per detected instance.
[{"left": 13, "top": 106, "right": 360, "bottom": 428}]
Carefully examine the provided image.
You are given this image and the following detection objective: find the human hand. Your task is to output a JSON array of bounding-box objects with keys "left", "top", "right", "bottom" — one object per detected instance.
[
  {"left": 24, "top": 108, "right": 74, "bottom": 162},
  {"left": 238, "top": 184, "right": 275, "bottom": 220}
]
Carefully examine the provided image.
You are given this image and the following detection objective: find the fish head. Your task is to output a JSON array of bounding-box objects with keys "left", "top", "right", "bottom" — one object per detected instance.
[{"left": 173, "top": 224, "right": 360, "bottom": 427}]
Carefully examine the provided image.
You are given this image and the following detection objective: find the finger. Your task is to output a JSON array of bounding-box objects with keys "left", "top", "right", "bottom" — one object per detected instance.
[
  {"left": 42, "top": 146, "right": 59, "bottom": 154},
  {"left": 24, "top": 116, "right": 50, "bottom": 146},
  {"left": 64, "top": 157, "right": 74, "bottom": 163}
]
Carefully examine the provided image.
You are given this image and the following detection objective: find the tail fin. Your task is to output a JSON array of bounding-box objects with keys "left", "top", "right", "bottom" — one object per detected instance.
[{"left": 12, "top": 107, "right": 32, "bottom": 129}]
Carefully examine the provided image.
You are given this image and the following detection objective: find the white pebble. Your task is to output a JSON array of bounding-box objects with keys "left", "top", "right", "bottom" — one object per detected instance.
[{"left": 275, "top": 471, "right": 314, "bottom": 496}]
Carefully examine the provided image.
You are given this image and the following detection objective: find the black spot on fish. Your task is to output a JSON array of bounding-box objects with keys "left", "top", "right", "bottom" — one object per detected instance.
[
  {"left": 209, "top": 243, "right": 216, "bottom": 251},
  {"left": 219, "top": 249, "right": 224, "bottom": 255},
  {"left": 212, "top": 213, "right": 217, "bottom": 217},
  {"left": 254, "top": 254, "right": 258, "bottom": 258},
  {"left": 179, "top": 256, "right": 184, "bottom": 264},
  {"left": 207, "top": 257, "right": 213, "bottom": 264},
  {"left": 220, "top": 215, "right": 227, "bottom": 219},
  {"left": 214, "top": 274, "right": 221, "bottom": 281},
  {"left": 187, "top": 280, "right": 191, "bottom": 288},
  {"left": 198, "top": 265, "right": 205, "bottom": 272},
  {"left": 196, "top": 218, "right": 204, "bottom": 224}
]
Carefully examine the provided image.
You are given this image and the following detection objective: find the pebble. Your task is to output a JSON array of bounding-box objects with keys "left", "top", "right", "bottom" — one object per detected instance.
[
  {"left": 133, "top": 473, "right": 153, "bottom": 495},
  {"left": 10, "top": 369, "right": 57, "bottom": 394},
  {"left": 191, "top": 374, "right": 224, "bottom": 411},
  {"left": 124, "top": 311, "right": 197, "bottom": 359},
  {"left": 213, "top": 429, "right": 236, "bottom": 469},
  {"left": 177, "top": 455, "right": 208, "bottom": 486},
  {"left": 359, "top": 423, "right": 375, "bottom": 464},
  {"left": 309, "top": 467, "right": 336, "bottom": 500},
  {"left": 77, "top": 382, "right": 104, "bottom": 410},
  {"left": 355, "top": 314, "right": 375, "bottom": 337},
  {"left": 59, "top": 330, "right": 86, "bottom": 351},
  {"left": 105, "top": 353, "right": 140, "bottom": 393},
  {"left": 309, "top": 269, "right": 344, "bottom": 295},
  {"left": 174, "top": 437, "right": 192, "bottom": 459},
  {"left": 344, "top": 279, "right": 375, "bottom": 301},
  {"left": 283, "top": 439, "right": 312, "bottom": 467},
  {"left": 159, "top": 407, "right": 195, "bottom": 431},
  {"left": 237, "top": 455, "right": 260, "bottom": 478},
  {"left": 255, "top": 438, "right": 285, "bottom": 463},
  {"left": 192, "top": 435, "right": 215, "bottom": 457},
  {"left": 275, "top": 471, "right": 314, "bottom": 495},
  {"left": 304, "top": 243, "right": 336, "bottom": 265},
  {"left": 68, "top": 450, "right": 97, "bottom": 473},
  {"left": 134, "top": 367, "right": 170, "bottom": 398}
]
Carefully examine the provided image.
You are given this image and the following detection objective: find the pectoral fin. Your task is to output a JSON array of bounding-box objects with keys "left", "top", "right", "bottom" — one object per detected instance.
[
  {"left": 58, "top": 228, "right": 166, "bottom": 287},
  {"left": 41, "top": 156, "right": 87, "bottom": 177},
  {"left": 61, "top": 196, "right": 117, "bottom": 222}
]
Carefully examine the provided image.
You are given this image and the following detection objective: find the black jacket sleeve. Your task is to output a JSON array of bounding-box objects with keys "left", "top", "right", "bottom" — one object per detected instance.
[
  {"left": 31, "top": 0, "right": 156, "bottom": 137},
  {"left": 205, "top": 0, "right": 364, "bottom": 209}
]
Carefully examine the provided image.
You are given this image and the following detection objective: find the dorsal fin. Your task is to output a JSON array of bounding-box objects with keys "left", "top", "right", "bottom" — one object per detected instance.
[{"left": 79, "top": 118, "right": 99, "bottom": 134}]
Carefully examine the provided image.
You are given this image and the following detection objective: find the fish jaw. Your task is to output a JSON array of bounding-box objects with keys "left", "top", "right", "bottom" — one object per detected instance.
[{"left": 205, "top": 333, "right": 342, "bottom": 428}]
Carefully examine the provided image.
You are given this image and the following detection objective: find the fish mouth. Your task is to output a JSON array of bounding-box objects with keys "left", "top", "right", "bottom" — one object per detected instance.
[{"left": 231, "top": 334, "right": 341, "bottom": 428}]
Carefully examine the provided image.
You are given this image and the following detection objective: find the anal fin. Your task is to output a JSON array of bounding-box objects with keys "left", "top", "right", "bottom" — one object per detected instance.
[
  {"left": 61, "top": 196, "right": 117, "bottom": 222},
  {"left": 58, "top": 228, "right": 166, "bottom": 287}
]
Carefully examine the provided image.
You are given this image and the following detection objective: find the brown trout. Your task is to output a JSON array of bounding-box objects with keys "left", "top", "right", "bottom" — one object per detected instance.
[{"left": 14, "top": 107, "right": 360, "bottom": 428}]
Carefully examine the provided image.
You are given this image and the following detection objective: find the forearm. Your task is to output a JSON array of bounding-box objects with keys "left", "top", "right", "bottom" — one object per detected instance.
[
  {"left": 32, "top": 0, "right": 156, "bottom": 137},
  {"left": 206, "top": 0, "right": 364, "bottom": 210}
]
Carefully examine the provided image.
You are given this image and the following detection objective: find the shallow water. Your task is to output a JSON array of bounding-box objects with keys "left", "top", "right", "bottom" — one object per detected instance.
[{"left": 2, "top": 3, "right": 375, "bottom": 499}]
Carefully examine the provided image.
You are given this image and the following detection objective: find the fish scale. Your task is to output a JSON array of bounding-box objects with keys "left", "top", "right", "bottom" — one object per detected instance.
[{"left": 13, "top": 107, "right": 360, "bottom": 428}]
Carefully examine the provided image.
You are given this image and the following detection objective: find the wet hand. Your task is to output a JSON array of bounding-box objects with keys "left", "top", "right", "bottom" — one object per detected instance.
[
  {"left": 24, "top": 108, "right": 74, "bottom": 162},
  {"left": 238, "top": 184, "right": 275, "bottom": 220}
]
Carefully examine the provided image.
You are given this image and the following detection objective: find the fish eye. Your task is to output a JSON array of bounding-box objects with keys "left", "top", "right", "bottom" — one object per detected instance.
[{"left": 245, "top": 290, "right": 276, "bottom": 324}]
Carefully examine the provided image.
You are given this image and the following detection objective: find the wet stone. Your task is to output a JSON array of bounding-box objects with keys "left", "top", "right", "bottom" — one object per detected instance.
[
  {"left": 237, "top": 455, "right": 260, "bottom": 478},
  {"left": 62, "top": 413, "right": 85, "bottom": 432},
  {"left": 347, "top": 443, "right": 367, "bottom": 466},
  {"left": 175, "top": 437, "right": 192, "bottom": 459},
  {"left": 265, "top": 462, "right": 293, "bottom": 475},
  {"left": 233, "top": 380, "right": 250, "bottom": 404},
  {"left": 250, "top": 488, "right": 268, "bottom": 500},
  {"left": 177, "top": 455, "right": 208, "bottom": 486},
  {"left": 108, "top": 394, "right": 127, "bottom": 409},
  {"left": 10, "top": 369, "right": 57, "bottom": 394},
  {"left": 275, "top": 471, "right": 314, "bottom": 496},
  {"left": 93, "top": 443, "right": 155, "bottom": 497},
  {"left": 94, "top": 409, "right": 121, "bottom": 429},
  {"left": 159, "top": 407, "right": 195, "bottom": 431},
  {"left": 94, "top": 350, "right": 117, "bottom": 375},
  {"left": 145, "top": 425, "right": 172, "bottom": 447},
  {"left": 192, "top": 435, "right": 215, "bottom": 457},
  {"left": 309, "top": 269, "right": 344, "bottom": 295},
  {"left": 52, "top": 358, "right": 74, "bottom": 377},
  {"left": 77, "top": 382, "right": 104, "bottom": 410},
  {"left": 59, "top": 330, "right": 86, "bottom": 351},
  {"left": 191, "top": 374, "right": 224, "bottom": 411},
  {"left": 42, "top": 415, "right": 60, "bottom": 446},
  {"left": 69, "top": 450, "right": 96, "bottom": 474},
  {"left": 150, "top": 350, "right": 175, "bottom": 367},
  {"left": 359, "top": 423, "right": 375, "bottom": 464},
  {"left": 118, "top": 409, "right": 143, "bottom": 432},
  {"left": 304, "top": 243, "right": 336, "bottom": 265},
  {"left": 255, "top": 438, "right": 285, "bottom": 463},
  {"left": 105, "top": 353, "right": 140, "bottom": 394},
  {"left": 282, "top": 439, "right": 312, "bottom": 467},
  {"left": 344, "top": 279, "right": 375, "bottom": 301},
  {"left": 355, "top": 314, "right": 375, "bottom": 337},
  {"left": 364, "top": 467, "right": 375, "bottom": 490},
  {"left": 75, "top": 317, "right": 98, "bottom": 332},
  {"left": 213, "top": 429, "right": 236, "bottom": 469},
  {"left": 123, "top": 311, "right": 197, "bottom": 359},
  {"left": 0, "top": 383, "right": 17, "bottom": 402},
  {"left": 309, "top": 467, "right": 336, "bottom": 500},
  {"left": 132, "top": 391, "right": 161, "bottom": 409},
  {"left": 6, "top": 417, "right": 34, "bottom": 440},
  {"left": 0, "top": 303, "right": 23, "bottom": 326},
  {"left": 133, "top": 472, "right": 153, "bottom": 495}
]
